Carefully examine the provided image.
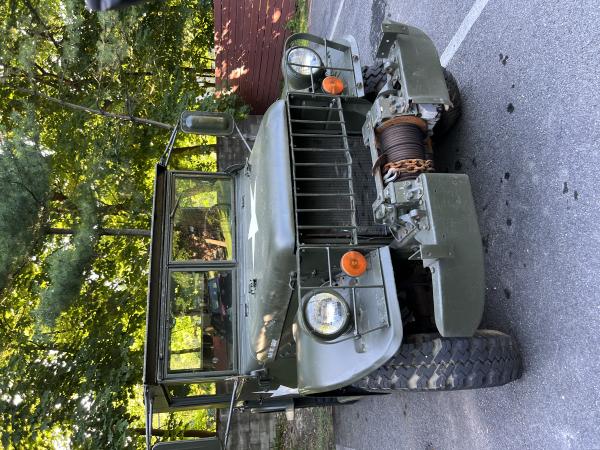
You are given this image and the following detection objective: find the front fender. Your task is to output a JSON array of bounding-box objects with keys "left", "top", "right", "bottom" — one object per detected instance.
[
  {"left": 377, "top": 20, "right": 451, "bottom": 106},
  {"left": 295, "top": 247, "right": 403, "bottom": 394}
]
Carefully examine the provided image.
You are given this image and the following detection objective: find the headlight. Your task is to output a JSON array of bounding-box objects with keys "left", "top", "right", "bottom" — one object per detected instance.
[
  {"left": 303, "top": 290, "right": 350, "bottom": 339},
  {"left": 287, "top": 47, "right": 323, "bottom": 76}
]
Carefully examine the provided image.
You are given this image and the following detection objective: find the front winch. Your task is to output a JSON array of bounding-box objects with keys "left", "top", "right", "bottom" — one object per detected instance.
[{"left": 375, "top": 116, "right": 434, "bottom": 183}]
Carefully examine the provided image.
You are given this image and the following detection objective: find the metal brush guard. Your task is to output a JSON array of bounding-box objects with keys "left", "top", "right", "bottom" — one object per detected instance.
[
  {"left": 282, "top": 33, "right": 364, "bottom": 97},
  {"left": 283, "top": 34, "right": 390, "bottom": 343}
]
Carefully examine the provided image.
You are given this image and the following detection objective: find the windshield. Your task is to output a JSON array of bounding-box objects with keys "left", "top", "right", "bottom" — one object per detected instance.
[
  {"left": 168, "top": 270, "right": 234, "bottom": 373},
  {"left": 162, "top": 173, "right": 237, "bottom": 376},
  {"left": 170, "top": 175, "right": 233, "bottom": 262}
]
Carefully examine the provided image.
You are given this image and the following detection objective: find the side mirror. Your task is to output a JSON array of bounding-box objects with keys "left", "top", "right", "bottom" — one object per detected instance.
[{"left": 180, "top": 111, "right": 235, "bottom": 136}]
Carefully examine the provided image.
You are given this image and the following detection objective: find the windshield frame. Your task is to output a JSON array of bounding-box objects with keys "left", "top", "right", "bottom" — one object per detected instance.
[{"left": 158, "top": 170, "right": 238, "bottom": 382}]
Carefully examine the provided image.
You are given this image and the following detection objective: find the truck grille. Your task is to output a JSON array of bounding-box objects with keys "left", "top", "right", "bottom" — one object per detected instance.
[{"left": 286, "top": 93, "right": 387, "bottom": 246}]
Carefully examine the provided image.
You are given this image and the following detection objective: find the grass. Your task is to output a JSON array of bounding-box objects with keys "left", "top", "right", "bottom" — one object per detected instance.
[
  {"left": 273, "top": 406, "right": 335, "bottom": 450},
  {"left": 286, "top": 0, "right": 311, "bottom": 34}
]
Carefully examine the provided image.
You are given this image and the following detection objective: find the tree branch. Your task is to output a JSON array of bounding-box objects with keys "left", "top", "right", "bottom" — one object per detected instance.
[
  {"left": 1, "top": 68, "right": 61, "bottom": 91},
  {"left": 22, "top": 0, "right": 62, "bottom": 50},
  {"left": 7, "top": 178, "right": 44, "bottom": 206},
  {"left": 47, "top": 227, "right": 151, "bottom": 237},
  {"left": 124, "top": 67, "right": 215, "bottom": 77},
  {"left": 50, "top": 191, "right": 68, "bottom": 202},
  {"left": 17, "top": 88, "right": 174, "bottom": 130}
]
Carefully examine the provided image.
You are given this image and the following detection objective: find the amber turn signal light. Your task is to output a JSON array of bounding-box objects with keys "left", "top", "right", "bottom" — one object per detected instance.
[
  {"left": 340, "top": 251, "right": 368, "bottom": 277},
  {"left": 321, "top": 76, "right": 344, "bottom": 95}
]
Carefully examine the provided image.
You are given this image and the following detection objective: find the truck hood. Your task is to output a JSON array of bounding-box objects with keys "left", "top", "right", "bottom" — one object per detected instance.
[{"left": 239, "top": 100, "right": 296, "bottom": 369}]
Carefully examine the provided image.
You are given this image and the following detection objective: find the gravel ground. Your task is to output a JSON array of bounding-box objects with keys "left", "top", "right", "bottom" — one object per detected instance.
[
  {"left": 274, "top": 407, "right": 334, "bottom": 450},
  {"left": 309, "top": 1, "right": 600, "bottom": 449}
]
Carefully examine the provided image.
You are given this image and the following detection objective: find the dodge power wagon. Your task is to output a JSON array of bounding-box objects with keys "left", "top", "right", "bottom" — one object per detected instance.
[{"left": 143, "top": 22, "right": 522, "bottom": 449}]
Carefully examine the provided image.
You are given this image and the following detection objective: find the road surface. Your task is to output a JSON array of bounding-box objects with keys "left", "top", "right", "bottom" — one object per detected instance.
[{"left": 309, "top": 1, "right": 600, "bottom": 449}]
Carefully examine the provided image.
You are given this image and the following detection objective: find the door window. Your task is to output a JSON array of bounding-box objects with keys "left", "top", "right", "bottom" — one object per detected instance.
[{"left": 168, "top": 270, "right": 234, "bottom": 373}]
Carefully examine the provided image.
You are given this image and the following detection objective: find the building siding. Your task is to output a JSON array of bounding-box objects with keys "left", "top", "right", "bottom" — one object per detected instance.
[{"left": 214, "top": 0, "right": 296, "bottom": 114}]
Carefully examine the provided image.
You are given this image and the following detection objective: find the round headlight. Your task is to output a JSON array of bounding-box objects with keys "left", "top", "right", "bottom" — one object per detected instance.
[
  {"left": 303, "top": 290, "right": 350, "bottom": 339},
  {"left": 287, "top": 47, "right": 323, "bottom": 76}
]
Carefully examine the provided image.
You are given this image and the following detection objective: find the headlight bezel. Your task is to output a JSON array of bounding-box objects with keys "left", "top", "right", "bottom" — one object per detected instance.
[
  {"left": 301, "top": 289, "right": 351, "bottom": 340},
  {"left": 286, "top": 46, "right": 324, "bottom": 77}
]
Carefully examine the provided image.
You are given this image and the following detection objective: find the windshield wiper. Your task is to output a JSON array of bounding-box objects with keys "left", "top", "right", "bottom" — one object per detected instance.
[{"left": 170, "top": 195, "right": 181, "bottom": 219}]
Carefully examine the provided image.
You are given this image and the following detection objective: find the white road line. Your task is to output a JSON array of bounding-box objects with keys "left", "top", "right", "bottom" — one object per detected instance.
[
  {"left": 335, "top": 445, "right": 356, "bottom": 450},
  {"left": 329, "top": 0, "right": 346, "bottom": 40},
  {"left": 440, "top": 0, "right": 491, "bottom": 67}
]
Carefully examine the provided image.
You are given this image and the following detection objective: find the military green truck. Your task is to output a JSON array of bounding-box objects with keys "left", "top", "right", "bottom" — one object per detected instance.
[{"left": 143, "top": 22, "right": 522, "bottom": 449}]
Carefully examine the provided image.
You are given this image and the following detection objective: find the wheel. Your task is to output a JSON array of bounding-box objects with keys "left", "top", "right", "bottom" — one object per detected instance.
[
  {"left": 433, "top": 68, "right": 462, "bottom": 137},
  {"left": 353, "top": 330, "right": 522, "bottom": 391},
  {"left": 362, "top": 62, "right": 387, "bottom": 102}
]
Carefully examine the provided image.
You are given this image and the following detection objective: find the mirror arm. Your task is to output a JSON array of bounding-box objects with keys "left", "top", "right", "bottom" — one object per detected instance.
[
  {"left": 159, "top": 119, "right": 180, "bottom": 167},
  {"left": 144, "top": 386, "right": 154, "bottom": 450},
  {"left": 222, "top": 373, "right": 256, "bottom": 449},
  {"left": 222, "top": 377, "right": 240, "bottom": 449},
  {"left": 234, "top": 122, "right": 252, "bottom": 154}
]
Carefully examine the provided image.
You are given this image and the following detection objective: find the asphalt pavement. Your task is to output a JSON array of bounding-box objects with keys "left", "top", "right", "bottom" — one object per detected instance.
[{"left": 309, "top": 1, "right": 600, "bottom": 449}]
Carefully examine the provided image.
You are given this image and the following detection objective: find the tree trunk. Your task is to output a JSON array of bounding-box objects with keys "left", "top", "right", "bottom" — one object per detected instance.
[
  {"left": 47, "top": 227, "right": 151, "bottom": 237},
  {"left": 131, "top": 428, "right": 216, "bottom": 438},
  {"left": 172, "top": 144, "right": 218, "bottom": 155}
]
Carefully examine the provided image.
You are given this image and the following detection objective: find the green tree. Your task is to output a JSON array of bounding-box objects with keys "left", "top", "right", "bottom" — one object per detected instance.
[{"left": 0, "top": 0, "right": 232, "bottom": 448}]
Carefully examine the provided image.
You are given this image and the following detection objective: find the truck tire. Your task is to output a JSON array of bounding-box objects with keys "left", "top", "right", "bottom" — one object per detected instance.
[
  {"left": 362, "top": 62, "right": 387, "bottom": 102},
  {"left": 353, "top": 330, "right": 522, "bottom": 391},
  {"left": 433, "top": 68, "right": 462, "bottom": 137}
]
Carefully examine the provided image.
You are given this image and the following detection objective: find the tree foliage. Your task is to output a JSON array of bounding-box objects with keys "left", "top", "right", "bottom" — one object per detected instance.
[
  {"left": 0, "top": 0, "right": 225, "bottom": 447},
  {"left": 0, "top": 109, "right": 50, "bottom": 291}
]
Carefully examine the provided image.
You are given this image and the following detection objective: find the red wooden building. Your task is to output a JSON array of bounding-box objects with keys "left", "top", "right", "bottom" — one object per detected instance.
[{"left": 214, "top": 0, "right": 297, "bottom": 114}]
